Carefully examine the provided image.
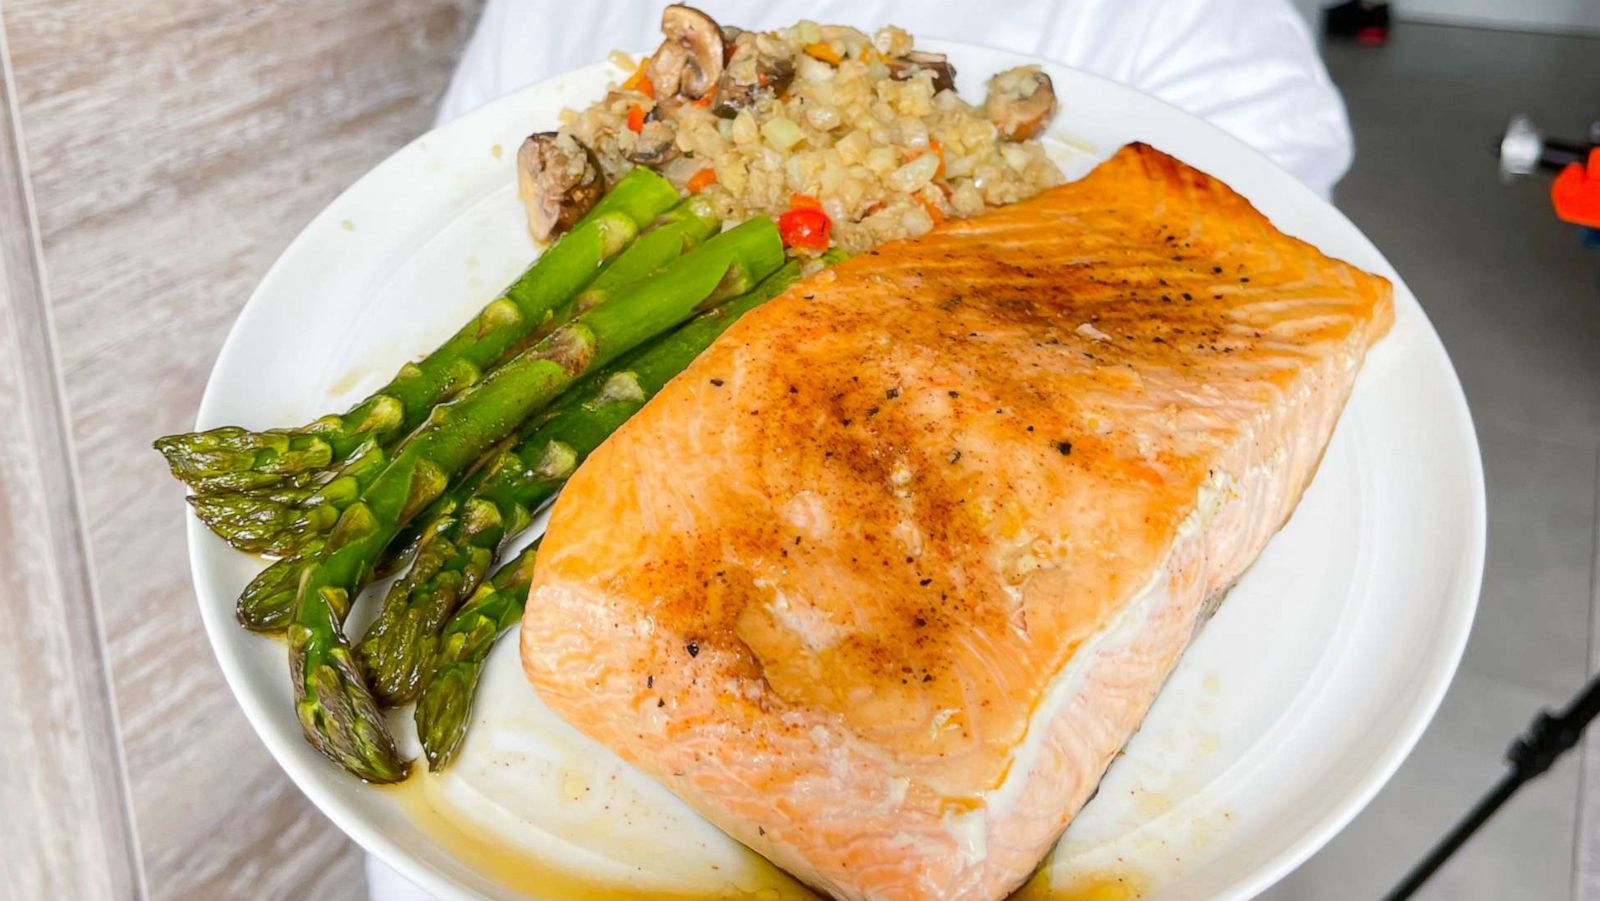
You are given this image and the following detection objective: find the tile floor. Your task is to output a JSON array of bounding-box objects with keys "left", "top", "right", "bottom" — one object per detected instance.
[{"left": 1260, "top": 21, "right": 1600, "bottom": 901}]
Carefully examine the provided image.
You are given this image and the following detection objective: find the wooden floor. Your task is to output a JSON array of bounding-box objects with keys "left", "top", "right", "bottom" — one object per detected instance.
[{"left": 0, "top": 1, "right": 480, "bottom": 898}]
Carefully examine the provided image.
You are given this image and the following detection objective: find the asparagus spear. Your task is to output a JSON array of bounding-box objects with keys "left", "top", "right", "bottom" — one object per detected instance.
[
  {"left": 414, "top": 540, "right": 540, "bottom": 772},
  {"left": 193, "top": 440, "right": 386, "bottom": 559},
  {"left": 286, "top": 218, "right": 783, "bottom": 781},
  {"left": 357, "top": 260, "right": 807, "bottom": 705},
  {"left": 154, "top": 167, "right": 680, "bottom": 491},
  {"left": 187, "top": 196, "right": 720, "bottom": 557},
  {"left": 234, "top": 437, "right": 503, "bottom": 631},
  {"left": 237, "top": 545, "right": 318, "bottom": 629},
  {"left": 564, "top": 195, "right": 720, "bottom": 315}
]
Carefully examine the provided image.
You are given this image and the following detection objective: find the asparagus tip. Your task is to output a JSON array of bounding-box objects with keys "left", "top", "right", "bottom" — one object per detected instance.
[
  {"left": 417, "top": 663, "right": 477, "bottom": 773},
  {"left": 291, "top": 626, "right": 412, "bottom": 783}
]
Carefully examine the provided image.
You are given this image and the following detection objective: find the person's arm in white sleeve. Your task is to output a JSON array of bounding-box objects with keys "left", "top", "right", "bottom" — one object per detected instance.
[
  {"left": 435, "top": 0, "right": 668, "bottom": 127},
  {"left": 1122, "top": 0, "right": 1353, "bottom": 197}
]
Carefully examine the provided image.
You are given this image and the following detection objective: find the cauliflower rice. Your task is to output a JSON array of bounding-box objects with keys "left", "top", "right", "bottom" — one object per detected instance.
[{"left": 559, "top": 21, "right": 1064, "bottom": 252}]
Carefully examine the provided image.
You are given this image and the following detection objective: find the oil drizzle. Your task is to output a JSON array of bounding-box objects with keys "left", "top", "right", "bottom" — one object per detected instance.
[
  {"left": 1013, "top": 864, "right": 1145, "bottom": 900},
  {"left": 385, "top": 769, "right": 816, "bottom": 900}
]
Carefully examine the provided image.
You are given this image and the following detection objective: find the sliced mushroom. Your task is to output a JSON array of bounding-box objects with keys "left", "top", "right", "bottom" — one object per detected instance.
[
  {"left": 888, "top": 51, "right": 957, "bottom": 94},
  {"left": 983, "top": 66, "right": 1056, "bottom": 141},
  {"left": 516, "top": 132, "right": 604, "bottom": 242},
  {"left": 644, "top": 5, "right": 725, "bottom": 102},
  {"left": 647, "top": 41, "right": 691, "bottom": 99},
  {"left": 627, "top": 115, "right": 679, "bottom": 165},
  {"left": 712, "top": 51, "right": 794, "bottom": 118}
]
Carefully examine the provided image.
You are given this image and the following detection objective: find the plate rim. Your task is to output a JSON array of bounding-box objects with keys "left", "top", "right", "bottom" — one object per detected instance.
[{"left": 187, "top": 41, "right": 1486, "bottom": 901}]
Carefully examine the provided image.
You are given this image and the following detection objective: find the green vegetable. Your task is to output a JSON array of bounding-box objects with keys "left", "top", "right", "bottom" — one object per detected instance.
[
  {"left": 285, "top": 218, "right": 784, "bottom": 780},
  {"left": 154, "top": 167, "right": 680, "bottom": 492},
  {"left": 185, "top": 194, "right": 719, "bottom": 557},
  {"left": 414, "top": 540, "right": 540, "bottom": 772}
]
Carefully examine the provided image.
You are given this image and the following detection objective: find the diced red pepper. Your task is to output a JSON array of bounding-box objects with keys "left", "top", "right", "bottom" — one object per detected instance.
[
  {"left": 778, "top": 208, "right": 831, "bottom": 252},
  {"left": 788, "top": 193, "right": 823, "bottom": 212},
  {"left": 626, "top": 105, "right": 645, "bottom": 133},
  {"left": 687, "top": 167, "right": 718, "bottom": 193}
]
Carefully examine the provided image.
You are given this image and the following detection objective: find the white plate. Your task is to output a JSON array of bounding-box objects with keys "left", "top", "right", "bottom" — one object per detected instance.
[{"left": 189, "top": 42, "right": 1485, "bottom": 901}]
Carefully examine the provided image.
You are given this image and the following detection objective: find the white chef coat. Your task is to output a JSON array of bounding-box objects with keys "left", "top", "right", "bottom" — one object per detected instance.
[
  {"left": 435, "top": 0, "right": 1352, "bottom": 197},
  {"left": 370, "top": 3, "right": 1348, "bottom": 897}
]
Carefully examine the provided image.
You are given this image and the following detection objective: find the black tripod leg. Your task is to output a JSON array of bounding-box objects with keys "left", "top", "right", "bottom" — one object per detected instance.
[{"left": 1381, "top": 670, "right": 1600, "bottom": 900}]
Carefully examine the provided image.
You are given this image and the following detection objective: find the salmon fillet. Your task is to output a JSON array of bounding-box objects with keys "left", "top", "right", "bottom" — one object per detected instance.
[{"left": 521, "top": 144, "right": 1393, "bottom": 900}]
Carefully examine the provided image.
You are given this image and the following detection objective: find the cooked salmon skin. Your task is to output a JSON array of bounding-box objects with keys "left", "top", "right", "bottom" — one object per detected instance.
[{"left": 520, "top": 144, "right": 1393, "bottom": 900}]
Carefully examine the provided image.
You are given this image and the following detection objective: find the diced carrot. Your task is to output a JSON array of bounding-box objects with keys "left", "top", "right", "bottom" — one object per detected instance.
[
  {"left": 687, "top": 168, "right": 718, "bottom": 193},
  {"left": 626, "top": 105, "right": 645, "bottom": 133},
  {"left": 789, "top": 194, "right": 823, "bottom": 212},
  {"left": 803, "top": 42, "right": 843, "bottom": 65},
  {"left": 917, "top": 194, "right": 947, "bottom": 225},
  {"left": 692, "top": 90, "right": 716, "bottom": 108},
  {"left": 621, "top": 61, "right": 654, "bottom": 98}
]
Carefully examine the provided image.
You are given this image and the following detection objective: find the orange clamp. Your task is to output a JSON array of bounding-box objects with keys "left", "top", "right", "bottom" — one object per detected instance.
[{"left": 1551, "top": 148, "right": 1600, "bottom": 228}]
